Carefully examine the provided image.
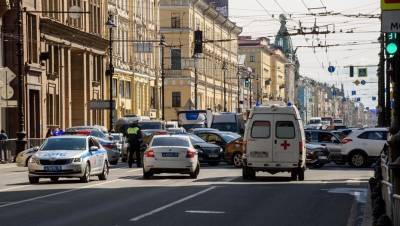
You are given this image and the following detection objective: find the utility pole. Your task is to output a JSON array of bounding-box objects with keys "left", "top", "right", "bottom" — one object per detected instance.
[
  {"left": 223, "top": 62, "right": 227, "bottom": 112},
  {"left": 194, "top": 54, "right": 198, "bottom": 109},
  {"left": 378, "top": 33, "right": 386, "bottom": 127},
  {"left": 106, "top": 14, "right": 116, "bottom": 132},
  {"left": 15, "top": 0, "right": 26, "bottom": 154},
  {"left": 385, "top": 33, "right": 392, "bottom": 127},
  {"left": 237, "top": 69, "right": 241, "bottom": 113},
  {"left": 160, "top": 35, "right": 166, "bottom": 120}
]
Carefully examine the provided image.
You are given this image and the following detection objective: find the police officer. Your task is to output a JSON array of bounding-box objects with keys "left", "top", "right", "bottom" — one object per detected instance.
[{"left": 126, "top": 121, "right": 143, "bottom": 168}]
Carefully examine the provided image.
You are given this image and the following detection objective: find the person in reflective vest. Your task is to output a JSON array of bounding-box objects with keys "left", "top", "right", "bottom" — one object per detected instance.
[{"left": 126, "top": 121, "right": 143, "bottom": 168}]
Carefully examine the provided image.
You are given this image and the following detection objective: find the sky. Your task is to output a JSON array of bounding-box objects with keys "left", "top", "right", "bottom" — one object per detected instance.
[{"left": 228, "top": 0, "right": 380, "bottom": 109}]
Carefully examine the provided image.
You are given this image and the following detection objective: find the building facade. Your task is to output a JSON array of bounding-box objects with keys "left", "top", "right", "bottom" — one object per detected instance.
[
  {"left": 108, "top": 0, "right": 160, "bottom": 120},
  {"left": 160, "top": 0, "right": 242, "bottom": 121}
]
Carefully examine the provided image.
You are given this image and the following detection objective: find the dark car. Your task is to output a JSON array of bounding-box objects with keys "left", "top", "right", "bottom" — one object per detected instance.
[
  {"left": 189, "top": 134, "right": 223, "bottom": 166},
  {"left": 306, "top": 144, "right": 330, "bottom": 168},
  {"left": 195, "top": 131, "right": 243, "bottom": 167}
]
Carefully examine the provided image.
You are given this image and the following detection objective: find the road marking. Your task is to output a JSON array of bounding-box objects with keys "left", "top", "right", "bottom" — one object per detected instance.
[
  {"left": 0, "top": 179, "right": 121, "bottom": 208},
  {"left": 185, "top": 210, "right": 226, "bottom": 214},
  {"left": 346, "top": 180, "right": 361, "bottom": 186},
  {"left": 130, "top": 186, "right": 217, "bottom": 222},
  {"left": 0, "top": 185, "right": 32, "bottom": 192}
]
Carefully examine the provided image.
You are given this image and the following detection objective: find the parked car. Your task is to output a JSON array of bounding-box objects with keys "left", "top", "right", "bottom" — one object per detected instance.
[
  {"left": 331, "top": 128, "right": 389, "bottom": 167},
  {"left": 167, "top": 127, "right": 187, "bottom": 134},
  {"left": 121, "top": 129, "right": 166, "bottom": 161},
  {"left": 166, "top": 121, "right": 179, "bottom": 129},
  {"left": 306, "top": 144, "right": 330, "bottom": 168},
  {"left": 190, "top": 128, "right": 219, "bottom": 134},
  {"left": 305, "top": 130, "right": 342, "bottom": 153},
  {"left": 142, "top": 135, "right": 200, "bottom": 179},
  {"left": 242, "top": 102, "right": 306, "bottom": 181},
  {"left": 139, "top": 120, "right": 166, "bottom": 130},
  {"left": 195, "top": 130, "right": 243, "bottom": 168},
  {"left": 16, "top": 146, "right": 40, "bottom": 167},
  {"left": 65, "top": 127, "right": 120, "bottom": 165},
  {"left": 110, "top": 133, "right": 127, "bottom": 160},
  {"left": 27, "top": 136, "right": 109, "bottom": 184},
  {"left": 188, "top": 134, "right": 223, "bottom": 166},
  {"left": 211, "top": 112, "right": 245, "bottom": 135}
]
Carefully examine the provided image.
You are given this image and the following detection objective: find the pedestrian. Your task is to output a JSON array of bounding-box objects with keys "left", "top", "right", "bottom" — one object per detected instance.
[
  {"left": 125, "top": 121, "right": 143, "bottom": 168},
  {"left": 0, "top": 129, "right": 8, "bottom": 162},
  {"left": 45, "top": 129, "right": 52, "bottom": 138}
]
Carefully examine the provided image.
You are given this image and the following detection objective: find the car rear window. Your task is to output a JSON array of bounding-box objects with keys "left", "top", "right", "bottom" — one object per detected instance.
[
  {"left": 276, "top": 121, "right": 295, "bottom": 139},
  {"left": 251, "top": 121, "right": 271, "bottom": 138},
  {"left": 152, "top": 137, "right": 190, "bottom": 147},
  {"left": 42, "top": 138, "right": 87, "bottom": 151}
]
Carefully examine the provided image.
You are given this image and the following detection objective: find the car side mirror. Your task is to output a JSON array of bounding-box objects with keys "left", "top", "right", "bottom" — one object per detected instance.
[
  {"left": 193, "top": 144, "right": 200, "bottom": 149},
  {"left": 89, "top": 146, "right": 99, "bottom": 152},
  {"left": 33, "top": 146, "right": 40, "bottom": 151}
]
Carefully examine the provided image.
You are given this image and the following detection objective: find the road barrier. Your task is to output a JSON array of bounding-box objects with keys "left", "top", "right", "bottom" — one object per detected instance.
[
  {"left": 381, "top": 180, "right": 393, "bottom": 218},
  {"left": 0, "top": 138, "right": 46, "bottom": 162}
]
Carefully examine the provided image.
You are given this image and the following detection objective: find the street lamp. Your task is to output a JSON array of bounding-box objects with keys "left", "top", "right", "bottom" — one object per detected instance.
[
  {"left": 194, "top": 54, "right": 199, "bottom": 109},
  {"left": 222, "top": 62, "right": 227, "bottom": 112},
  {"left": 106, "top": 14, "right": 116, "bottom": 132},
  {"left": 160, "top": 35, "right": 166, "bottom": 120}
]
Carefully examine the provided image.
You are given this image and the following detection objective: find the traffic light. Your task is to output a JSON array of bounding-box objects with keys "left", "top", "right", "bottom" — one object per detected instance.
[
  {"left": 194, "top": 30, "right": 203, "bottom": 54},
  {"left": 386, "top": 32, "right": 399, "bottom": 57},
  {"left": 349, "top": 66, "right": 354, "bottom": 77},
  {"left": 245, "top": 78, "right": 250, "bottom": 88}
]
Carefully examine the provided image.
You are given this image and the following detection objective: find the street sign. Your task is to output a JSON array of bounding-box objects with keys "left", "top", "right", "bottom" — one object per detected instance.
[
  {"left": 353, "top": 80, "right": 360, "bottom": 86},
  {"left": 356, "top": 97, "right": 361, "bottom": 102},
  {"left": 0, "top": 67, "right": 16, "bottom": 100},
  {"left": 382, "top": 11, "right": 400, "bottom": 32},
  {"left": 328, "top": 66, "right": 335, "bottom": 73},
  {"left": 358, "top": 68, "right": 367, "bottom": 77},
  {"left": 361, "top": 80, "right": 366, "bottom": 85},
  {"left": 351, "top": 90, "right": 356, "bottom": 96},
  {"left": 372, "top": 96, "right": 377, "bottom": 101},
  {"left": 89, "top": 100, "right": 116, "bottom": 109},
  {"left": 381, "top": 0, "right": 400, "bottom": 11}
]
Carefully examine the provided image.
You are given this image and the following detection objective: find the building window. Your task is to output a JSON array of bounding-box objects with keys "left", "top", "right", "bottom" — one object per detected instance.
[
  {"left": 112, "top": 79, "right": 117, "bottom": 97},
  {"left": 125, "top": 81, "right": 131, "bottom": 98},
  {"left": 171, "top": 13, "right": 180, "bottom": 28},
  {"left": 171, "top": 49, "right": 181, "bottom": 70},
  {"left": 27, "top": 14, "right": 38, "bottom": 63},
  {"left": 89, "top": 0, "right": 101, "bottom": 34},
  {"left": 250, "top": 55, "right": 255, "bottom": 62},
  {"left": 172, "top": 92, "right": 181, "bottom": 108},
  {"left": 119, "top": 80, "right": 125, "bottom": 97}
]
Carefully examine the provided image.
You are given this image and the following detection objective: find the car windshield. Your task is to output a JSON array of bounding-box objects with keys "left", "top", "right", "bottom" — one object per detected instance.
[
  {"left": 211, "top": 123, "right": 238, "bottom": 132},
  {"left": 189, "top": 134, "right": 206, "bottom": 144},
  {"left": 139, "top": 122, "right": 163, "bottom": 130},
  {"left": 90, "top": 130, "right": 106, "bottom": 139},
  {"left": 220, "top": 133, "right": 241, "bottom": 143},
  {"left": 151, "top": 137, "right": 190, "bottom": 147},
  {"left": 183, "top": 124, "right": 204, "bottom": 131},
  {"left": 309, "top": 119, "right": 321, "bottom": 124},
  {"left": 41, "top": 138, "right": 87, "bottom": 151}
]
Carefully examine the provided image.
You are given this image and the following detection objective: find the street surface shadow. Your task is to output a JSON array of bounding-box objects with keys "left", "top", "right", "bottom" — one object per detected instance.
[{"left": 7, "top": 178, "right": 97, "bottom": 186}]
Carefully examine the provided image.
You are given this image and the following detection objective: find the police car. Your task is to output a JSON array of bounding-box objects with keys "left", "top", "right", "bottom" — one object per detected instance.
[{"left": 28, "top": 136, "right": 109, "bottom": 184}]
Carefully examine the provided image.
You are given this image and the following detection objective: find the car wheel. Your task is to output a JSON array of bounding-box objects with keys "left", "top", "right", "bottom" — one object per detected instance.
[
  {"left": 98, "top": 161, "right": 109, "bottom": 181},
  {"left": 190, "top": 163, "right": 200, "bottom": 179},
  {"left": 25, "top": 157, "right": 31, "bottom": 167},
  {"left": 29, "top": 176, "right": 39, "bottom": 184},
  {"left": 298, "top": 168, "right": 305, "bottom": 181},
  {"left": 349, "top": 151, "right": 367, "bottom": 168},
  {"left": 80, "top": 164, "right": 91, "bottom": 183},
  {"left": 290, "top": 170, "right": 297, "bottom": 181},
  {"left": 232, "top": 152, "right": 243, "bottom": 168},
  {"left": 50, "top": 177, "right": 59, "bottom": 183}
]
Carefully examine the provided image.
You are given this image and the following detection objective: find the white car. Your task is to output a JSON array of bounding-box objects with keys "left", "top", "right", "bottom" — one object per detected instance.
[
  {"left": 28, "top": 136, "right": 109, "bottom": 184},
  {"left": 242, "top": 102, "right": 306, "bottom": 181},
  {"left": 16, "top": 147, "right": 40, "bottom": 167},
  {"left": 332, "top": 128, "right": 388, "bottom": 167},
  {"left": 143, "top": 135, "right": 200, "bottom": 179}
]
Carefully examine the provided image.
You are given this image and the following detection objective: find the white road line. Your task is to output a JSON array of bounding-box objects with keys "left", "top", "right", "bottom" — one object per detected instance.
[
  {"left": 0, "top": 179, "right": 121, "bottom": 208},
  {"left": 0, "top": 185, "right": 32, "bottom": 192},
  {"left": 185, "top": 210, "right": 226, "bottom": 214},
  {"left": 130, "top": 186, "right": 217, "bottom": 222}
]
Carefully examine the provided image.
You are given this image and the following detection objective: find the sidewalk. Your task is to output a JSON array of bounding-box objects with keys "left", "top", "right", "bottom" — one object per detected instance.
[
  {"left": 362, "top": 189, "right": 373, "bottom": 226},
  {"left": 0, "top": 162, "right": 18, "bottom": 169}
]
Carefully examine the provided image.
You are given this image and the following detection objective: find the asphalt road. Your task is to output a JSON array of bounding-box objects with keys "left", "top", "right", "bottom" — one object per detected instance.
[{"left": 0, "top": 162, "right": 372, "bottom": 226}]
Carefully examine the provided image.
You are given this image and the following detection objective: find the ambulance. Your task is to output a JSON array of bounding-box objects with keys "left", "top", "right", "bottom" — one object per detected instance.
[{"left": 242, "top": 102, "right": 306, "bottom": 181}]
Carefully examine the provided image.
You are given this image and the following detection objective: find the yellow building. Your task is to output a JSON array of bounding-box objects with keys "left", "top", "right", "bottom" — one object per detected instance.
[
  {"left": 108, "top": 0, "right": 160, "bottom": 120},
  {"left": 238, "top": 36, "right": 287, "bottom": 105},
  {"left": 160, "top": 0, "right": 242, "bottom": 121}
]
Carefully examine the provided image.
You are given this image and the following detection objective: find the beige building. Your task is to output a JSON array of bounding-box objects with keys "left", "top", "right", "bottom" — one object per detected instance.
[
  {"left": 108, "top": 0, "right": 160, "bottom": 120},
  {"left": 238, "top": 36, "right": 286, "bottom": 106},
  {"left": 160, "top": 0, "right": 242, "bottom": 121}
]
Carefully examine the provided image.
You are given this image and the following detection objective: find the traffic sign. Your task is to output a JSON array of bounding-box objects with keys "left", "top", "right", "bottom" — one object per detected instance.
[
  {"left": 351, "top": 91, "right": 356, "bottom": 96},
  {"left": 353, "top": 80, "right": 360, "bottom": 86},
  {"left": 382, "top": 11, "right": 400, "bottom": 32},
  {"left": 89, "top": 100, "right": 116, "bottom": 109},
  {"left": 361, "top": 80, "right": 366, "bottom": 85},
  {"left": 381, "top": 0, "right": 400, "bottom": 11},
  {"left": 328, "top": 66, "right": 335, "bottom": 73}
]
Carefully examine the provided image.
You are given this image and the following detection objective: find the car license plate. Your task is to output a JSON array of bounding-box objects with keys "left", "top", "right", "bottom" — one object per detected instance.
[
  {"left": 162, "top": 152, "right": 179, "bottom": 157},
  {"left": 44, "top": 166, "right": 62, "bottom": 172},
  {"left": 250, "top": 152, "right": 269, "bottom": 158},
  {"left": 318, "top": 156, "right": 328, "bottom": 160},
  {"left": 208, "top": 154, "right": 219, "bottom": 158}
]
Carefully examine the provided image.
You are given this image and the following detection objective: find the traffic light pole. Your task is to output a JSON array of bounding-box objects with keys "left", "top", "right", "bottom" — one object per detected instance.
[
  {"left": 378, "top": 33, "right": 386, "bottom": 127},
  {"left": 194, "top": 54, "right": 198, "bottom": 110},
  {"left": 161, "top": 36, "right": 165, "bottom": 120},
  {"left": 223, "top": 62, "right": 227, "bottom": 112}
]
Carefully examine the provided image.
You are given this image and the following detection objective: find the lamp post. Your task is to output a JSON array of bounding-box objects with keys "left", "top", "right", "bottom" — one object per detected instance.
[
  {"left": 15, "top": 0, "right": 26, "bottom": 155},
  {"left": 223, "top": 62, "right": 227, "bottom": 112},
  {"left": 106, "top": 14, "right": 116, "bottom": 132},
  {"left": 193, "top": 54, "right": 199, "bottom": 110},
  {"left": 160, "top": 35, "right": 165, "bottom": 120}
]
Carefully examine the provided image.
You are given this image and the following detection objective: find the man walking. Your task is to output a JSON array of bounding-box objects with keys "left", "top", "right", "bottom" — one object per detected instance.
[
  {"left": 0, "top": 130, "right": 8, "bottom": 163},
  {"left": 125, "top": 121, "right": 143, "bottom": 168}
]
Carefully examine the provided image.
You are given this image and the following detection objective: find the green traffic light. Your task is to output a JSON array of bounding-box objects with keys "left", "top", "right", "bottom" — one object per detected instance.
[{"left": 387, "top": 43, "right": 398, "bottom": 55}]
